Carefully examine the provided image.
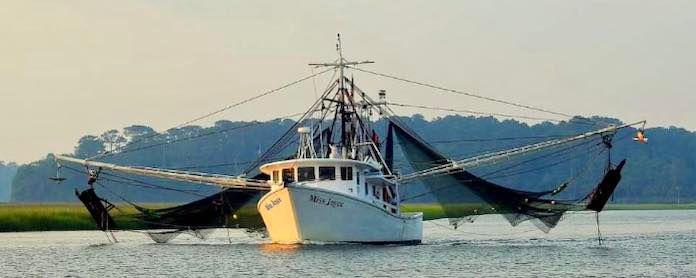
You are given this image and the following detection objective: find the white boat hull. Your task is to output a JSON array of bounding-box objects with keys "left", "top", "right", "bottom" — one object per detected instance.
[{"left": 258, "top": 186, "right": 423, "bottom": 244}]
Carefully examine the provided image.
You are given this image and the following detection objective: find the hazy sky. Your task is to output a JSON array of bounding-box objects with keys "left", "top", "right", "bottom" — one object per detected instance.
[{"left": 1, "top": 0, "right": 695, "bottom": 164}]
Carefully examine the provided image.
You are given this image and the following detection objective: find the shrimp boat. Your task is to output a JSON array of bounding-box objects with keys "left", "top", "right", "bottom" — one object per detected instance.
[
  {"left": 53, "top": 35, "right": 645, "bottom": 244},
  {"left": 257, "top": 128, "right": 422, "bottom": 244}
]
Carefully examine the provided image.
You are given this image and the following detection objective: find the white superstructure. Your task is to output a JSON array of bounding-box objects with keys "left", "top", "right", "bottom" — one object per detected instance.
[{"left": 257, "top": 156, "right": 422, "bottom": 243}]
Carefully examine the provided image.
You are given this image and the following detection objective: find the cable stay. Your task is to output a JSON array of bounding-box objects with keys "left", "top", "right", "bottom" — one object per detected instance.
[
  {"left": 88, "top": 67, "right": 336, "bottom": 161},
  {"left": 54, "top": 155, "right": 270, "bottom": 191},
  {"left": 426, "top": 134, "right": 570, "bottom": 144},
  {"left": 397, "top": 121, "right": 645, "bottom": 184},
  {"left": 387, "top": 102, "right": 588, "bottom": 124},
  {"left": 347, "top": 65, "right": 604, "bottom": 126},
  {"left": 107, "top": 111, "right": 308, "bottom": 158}
]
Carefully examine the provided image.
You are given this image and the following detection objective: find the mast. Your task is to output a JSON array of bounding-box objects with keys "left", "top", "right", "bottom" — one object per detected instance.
[{"left": 309, "top": 33, "right": 374, "bottom": 159}]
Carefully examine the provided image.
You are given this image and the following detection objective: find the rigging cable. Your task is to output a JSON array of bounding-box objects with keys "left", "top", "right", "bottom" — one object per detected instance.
[
  {"left": 399, "top": 138, "right": 605, "bottom": 203},
  {"left": 89, "top": 67, "right": 336, "bottom": 161},
  {"left": 347, "top": 66, "right": 599, "bottom": 125},
  {"left": 426, "top": 134, "right": 571, "bottom": 144},
  {"left": 98, "top": 172, "right": 208, "bottom": 197},
  {"left": 478, "top": 138, "right": 600, "bottom": 179},
  {"left": 484, "top": 130, "right": 634, "bottom": 181},
  {"left": 245, "top": 73, "right": 339, "bottom": 173},
  {"left": 100, "top": 111, "right": 307, "bottom": 158},
  {"left": 484, "top": 145, "right": 606, "bottom": 181},
  {"left": 387, "top": 102, "right": 592, "bottom": 125},
  {"left": 398, "top": 136, "right": 575, "bottom": 169},
  {"left": 62, "top": 165, "right": 207, "bottom": 197}
]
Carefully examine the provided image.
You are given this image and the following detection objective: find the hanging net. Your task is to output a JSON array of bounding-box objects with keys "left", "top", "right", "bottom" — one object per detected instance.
[
  {"left": 389, "top": 118, "right": 617, "bottom": 232},
  {"left": 131, "top": 188, "right": 263, "bottom": 230}
]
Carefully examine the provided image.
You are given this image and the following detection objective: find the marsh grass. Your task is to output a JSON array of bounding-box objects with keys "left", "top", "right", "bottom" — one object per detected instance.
[
  {"left": 0, "top": 202, "right": 693, "bottom": 232},
  {"left": 0, "top": 203, "right": 161, "bottom": 232},
  {"left": 0, "top": 203, "right": 96, "bottom": 232}
]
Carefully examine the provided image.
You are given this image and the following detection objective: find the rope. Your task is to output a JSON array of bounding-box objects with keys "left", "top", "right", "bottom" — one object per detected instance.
[
  {"left": 396, "top": 135, "right": 578, "bottom": 169},
  {"left": 245, "top": 77, "right": 339, "bottom": 173},
  {"left": 399, "top": 139, "right": 604, "bottom": 202},
  {"left": 347, "top": 66, "right": 599, "bottom": 124},
  {"left": 101, "top": 111, "right": 305, "bottom": 157},
  {"left": 171, "top": 161, "right": 255, "bottom": 171},
  {"left": 93, "top": 181, "right": 141, "bottom": 213},
  {"left": 486, "top": 130, "right": 635, "bottom": 186},
  {"left": 89, "top": 67, "right": 335, "bottom": 160},
  {"left": 388, "top": 102, "right": 589, "bottom": 124},
  {"left": 483, "top": 145, "right": 604, "bottom": 181},
  {"left": 93, "top": 181, "right": 234, "bottom": 231},
  {"left": 62, "top": 165, "right": 208, "bottom": 197},
  {"left": 426, "top": 134, "right": 570, "bottom": 144},
  {"left": 99, "top": 172, "right": 208, "bottom": 197},
  {"left": 478, "top": 138, "right": 599, "bottom": 179}
]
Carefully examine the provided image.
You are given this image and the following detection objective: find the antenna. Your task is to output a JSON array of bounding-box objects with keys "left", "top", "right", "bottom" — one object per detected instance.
[
  {"left": 308, "top": 34, "right": 376, "bottom": 153},
  {"left": 308, "top": 34, "right": 375, "bottom": 68},
  {"left": 337, "top": 33, "right": 343, "bottom": 62}
]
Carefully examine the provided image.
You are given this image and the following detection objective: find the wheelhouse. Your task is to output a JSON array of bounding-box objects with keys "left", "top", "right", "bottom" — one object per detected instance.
[{"left": 260, "top": 158, "right": 401, "bottom": 214}]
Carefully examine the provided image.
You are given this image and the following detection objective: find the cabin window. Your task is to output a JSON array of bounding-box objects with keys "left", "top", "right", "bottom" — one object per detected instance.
[
  {"left": 364, "top": 183, "right": 368, "bottom": 196},
  {"left": 340, "top": 167, "right": 353, "bottom": 181},
  {"left": 318, "top": 166, "right": 336, "bottom": 180},
  {"left": 356, "top": 171, "right": 360, "bottom": 185},
  {"left": 272, "top": 170, "right": 280, "bottom": 183},
  {"left": 282, "top": 168, "right": 294, "bottom": 183},
  {"left": 298, "top": 167, "right": 316, "bottom": 182}
]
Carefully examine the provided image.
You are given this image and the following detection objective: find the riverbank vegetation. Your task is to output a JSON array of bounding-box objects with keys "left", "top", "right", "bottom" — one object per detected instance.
[
  {"left": 1, "top": 202, "right": 694, "bottom": 232},
  {"left": 10, "top": 116, "right": 696, "bottom": 204}
]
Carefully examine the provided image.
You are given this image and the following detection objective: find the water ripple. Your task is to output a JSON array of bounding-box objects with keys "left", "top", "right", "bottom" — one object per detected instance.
[{"left": 1, "top": 210, "right": 695, "bottom": 277}]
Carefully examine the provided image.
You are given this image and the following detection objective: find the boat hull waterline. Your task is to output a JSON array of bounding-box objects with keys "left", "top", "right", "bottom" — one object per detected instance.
[{"left": 258, "top": 186, "right": 423, "bottom": 244}]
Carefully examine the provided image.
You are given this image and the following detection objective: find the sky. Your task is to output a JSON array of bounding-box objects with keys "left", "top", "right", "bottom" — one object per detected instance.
[{"left": 1, "top": 0, "right": 695, "bottom": 164}]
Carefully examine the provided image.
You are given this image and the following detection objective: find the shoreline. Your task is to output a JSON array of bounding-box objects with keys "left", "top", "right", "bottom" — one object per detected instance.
[{"left": 1, "top": 202, "right": 694, "bottom": 233}]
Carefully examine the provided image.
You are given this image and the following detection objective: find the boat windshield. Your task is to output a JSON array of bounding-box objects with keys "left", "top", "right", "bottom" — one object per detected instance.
[
  {"left": 282, "top": 168, "right": 295, "bottom": 183},
  {"left": 298, "top": 167, "right": 315, "bottom": 182},
  {"left": 318, "top": 167, "right": 335, "bottom": 180}
]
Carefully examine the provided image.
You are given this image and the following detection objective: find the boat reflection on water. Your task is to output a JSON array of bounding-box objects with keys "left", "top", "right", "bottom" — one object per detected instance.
[{"left": 259, "top": 243, "right": 303, "bottom": 254}]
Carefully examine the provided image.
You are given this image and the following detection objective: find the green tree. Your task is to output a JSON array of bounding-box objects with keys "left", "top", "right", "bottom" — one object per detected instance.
[
  {"left": 123, "top": 125, "right": 157, "bottom": 142},
  {"left": 100, "top": 129, "right": 127, "bottom": 153},
  {"left": 8, "top": 116, "right": 696, "bottom": 203},
  {"left": 0, "top": 161, "right": 18, "bottom": 202},
  {"left": 74, "top": 135, "right": 105, "bottom": 158}
]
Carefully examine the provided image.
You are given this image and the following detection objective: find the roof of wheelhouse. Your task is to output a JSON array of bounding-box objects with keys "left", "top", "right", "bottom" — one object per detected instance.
[{"left": 259, "top": 158, "right": 379, "bottom": 175}]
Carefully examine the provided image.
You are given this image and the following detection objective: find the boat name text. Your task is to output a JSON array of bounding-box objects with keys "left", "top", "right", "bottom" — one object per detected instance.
[
  {"left": 264, "top": 198, "right": 282, "bottom": 211},
  {"left": 309, "top": 194, "right": 343, "bottom": 208}
]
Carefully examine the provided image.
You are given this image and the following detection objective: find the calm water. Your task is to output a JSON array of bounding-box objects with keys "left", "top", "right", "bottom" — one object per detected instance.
[{"left": 1, "top": 210, "right": 695, "bottom": 277}]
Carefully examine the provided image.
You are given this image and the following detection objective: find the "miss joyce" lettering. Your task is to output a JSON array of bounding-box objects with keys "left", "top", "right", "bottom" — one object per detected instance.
[{"left": 309, "top": 194, "right": 344, "bottom": 208}]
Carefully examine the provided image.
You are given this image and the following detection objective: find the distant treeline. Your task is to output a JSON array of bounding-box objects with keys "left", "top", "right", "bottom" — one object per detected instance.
[
  {"left": 9, "top": 115, "right": 696, "bottom": 204},
  {"left": 0, "top": 162, "right": 18, "bottom": 202}
]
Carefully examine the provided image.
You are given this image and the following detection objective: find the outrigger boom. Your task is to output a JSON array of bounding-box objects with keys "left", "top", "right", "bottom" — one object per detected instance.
[
  {"left": 55, "top": 120, "right": 644, "bottom": 190},
  {"left": 54, "top": 155, "right": 270, "bottom": 191},
  {"left": 397, "top": 121, "right": 646, "bottom": 183}
]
